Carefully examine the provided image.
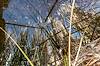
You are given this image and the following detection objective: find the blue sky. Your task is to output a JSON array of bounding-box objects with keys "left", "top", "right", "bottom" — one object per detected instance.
[
  {"left": 3, "top": 0, "right": 100, "bottom": 22},
  {"left": 3, "top": 0, "right": 100, "bottom": 39},
  {"left": 3, "top": 0, "right": 50, "bottom": 25}
]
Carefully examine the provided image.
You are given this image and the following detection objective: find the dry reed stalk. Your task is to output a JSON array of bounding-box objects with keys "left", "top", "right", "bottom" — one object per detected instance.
[
  {"left": 73, "top": 34, "right": 84, "bottom": 66},
  {"left": 69, "top": 0, "right": 76, "bottom": 66}
]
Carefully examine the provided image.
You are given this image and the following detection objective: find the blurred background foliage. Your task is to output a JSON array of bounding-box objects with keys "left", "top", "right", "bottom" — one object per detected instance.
[{"left": 0, "top": 0, "right": 100, "bottom": 66}]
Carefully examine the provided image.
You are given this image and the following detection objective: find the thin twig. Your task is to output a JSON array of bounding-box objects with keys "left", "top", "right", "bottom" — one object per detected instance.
[
  {"left": 44, "top": 0, "right": 59, "bottom": 22},
  {"left": 5, "top": 23, "right": 40, "bottom": 29}
]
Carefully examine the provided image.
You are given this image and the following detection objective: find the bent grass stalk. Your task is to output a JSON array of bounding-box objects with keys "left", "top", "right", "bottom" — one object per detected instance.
[
  {"left": 0, "top": 27, "right": 34, "bottom": 66},
  {"left": 69, "top": 0, "right": 76, "bottom": 66}
]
